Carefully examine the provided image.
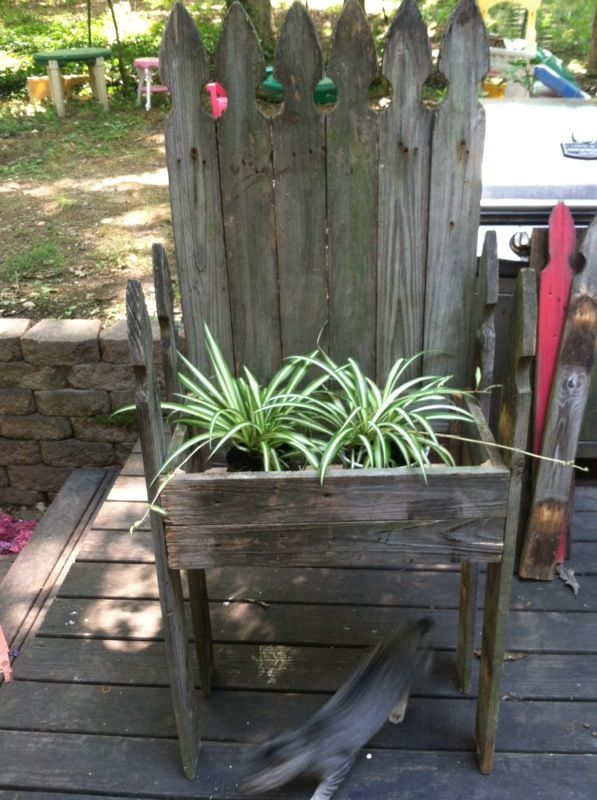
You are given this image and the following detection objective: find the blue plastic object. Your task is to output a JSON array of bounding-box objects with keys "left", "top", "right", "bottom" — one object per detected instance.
[{"left": 534, "top": 64, "right": 587, "bottom": 99}]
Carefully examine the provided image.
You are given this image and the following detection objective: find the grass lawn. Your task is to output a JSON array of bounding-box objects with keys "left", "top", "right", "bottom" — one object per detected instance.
[
  {"left": 0, "top": 96, "right": 171, "bottom": 320},
  {"left": 0, "top": 1, "right": 595, "bottom": 323}
]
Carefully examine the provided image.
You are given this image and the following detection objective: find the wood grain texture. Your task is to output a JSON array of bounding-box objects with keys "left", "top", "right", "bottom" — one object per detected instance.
[
  {"left": 165, "top": 518, "right": 504, "bottom": 569},
  {"left": 15, "top": 635, "right": 597, "bottom": 699},
  {"left": 0, "top": 469, "right": 111, "bottom": 656},
  {"left": 473, "top": 231, "right": 499, "bottom": 419},
  {"left": 58, "top": 561, "right": 597, "bottom": 612},
  {"left": 376, "top": 0, "right": 433, "bottom": 381},
  {"left": 272, "top": 1, "right": 328, "bottom": 357},
  {"left": 160, "top": 465, "right": 509, "bottom": 528},
  {"left": 1, "top": 730, "right": 594, "bottom": 800},
  {"left": 477, "top": 267, "right": 537, "bottom": 773},
  {"left": 326, "top": 0, "right": 378, "bottom": 373},
  {"left": 38, "top": 598, "right": 597, "bottom": 654},
  {"left": 126, "top": 279, "right": 200, "bottom": 779},
  {"left": 215, "top": 2, "right": 281, "bottom": 380},
  {"left": 424, "top": 0, "right": 489, "bottom": 386},
  {"left": 160, "top": 2, "right": 233, "bottom": 371},
  {"left": 520, "top": 218, "right": 597, "bottom": 580},
  {"left": 1, "top": 681, "right": 594, "bottom": 755},
  {"left": 152, "top": 243, "right": 181, "bottom": 403}
]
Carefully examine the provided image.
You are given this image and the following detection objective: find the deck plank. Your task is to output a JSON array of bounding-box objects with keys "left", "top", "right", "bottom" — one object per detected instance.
[
  {"left": 0, "top": 730, "right": 594, "bottom": 799},
  {"left": 0, "top": 682, "right": 594, "bottom": 755},
  {"left": 12, "top": 638, "right": 597, "bottom": 700},
  {"left": 1, "top": 449, "right": 596, "bottom": 798},
  {"left": 37, "top": 596, "right": 597, "bottom": 653},
  {"left": 57, "top": 562, "right": 597, "bottom": 612}
]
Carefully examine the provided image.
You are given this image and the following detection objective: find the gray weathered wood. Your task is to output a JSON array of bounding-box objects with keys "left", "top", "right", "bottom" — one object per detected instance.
[
  {"left": 161, "top": 465, "right": 509, "bottom": 527},
  {"left": 272, "top": 1, "right": 328, "bottom": 356},
  {"left": 456, "top": 231, "right": 499, "bottom": 694},
  {"left": 215, "top": 2, "right": 281, "bottom": 379},
  {"left": 0, "top": 468, "right": 112, "bottom": 662},
  {"left": 424, "top": 0, "right": 489, "bottom": 386},
  {"left": 476, "top": 268, "right": 537, "bottom": 773},
  {"left": 165, "top": 518, "right": 504, "bottom": 569},
  {"left": 15, "top": 634, "right": 597, "bottom": 698},
  {"left": 152, "top": 243, "right": 180, "bottom": 403},
  {"left": 473, "top": 230, "right": 499, "bottom": 417},
  {"left": 58, "top": 560, "right": 597, "bottom": 612},
  {"left": 40, "top": 597, "right": 597, "bottom": 654},
  {"left": 126, "top": 279, "right": 200, "bottom": 779},
  {"left": 160, "top": 2, "right": 233, "bottom": 372},
  {"left": 187, "top": 568, "right": 214, "bottom": 695},
  {"left": 376, "top": 0, "right": 433, "bottom": 381},
  {"left": 1, "top": 681, "right": 594, "bottom": 756},
  {"left": 1, "top": 730, "right": 595, "bottom": 800},
  {"left": 519, "top": 218, "right": 597, "bottom": 580},
  {"left": 326, "top": 0, "right": 378, "bottom": 373}
]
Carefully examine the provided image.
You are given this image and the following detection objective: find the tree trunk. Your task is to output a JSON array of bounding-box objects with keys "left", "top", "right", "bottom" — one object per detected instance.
[
  {"left": 228, "top": 0, "right": 275, "bottom": 56},
  {"left": 589, "top": 4, "right": 597, "bottom": 74},
  {"left": 107, "top": 0, "right": 129, "bottom": 92}
]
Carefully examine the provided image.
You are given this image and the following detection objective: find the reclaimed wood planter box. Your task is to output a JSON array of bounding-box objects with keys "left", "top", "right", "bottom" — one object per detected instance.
[{"left": 161, "top": 457, "right": 509, "bottom": 571}]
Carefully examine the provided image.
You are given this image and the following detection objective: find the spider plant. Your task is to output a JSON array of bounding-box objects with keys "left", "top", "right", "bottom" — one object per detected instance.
[
  {"left": 160, "top": 324, "right": 329, "bottom": 474},
  {"left": 280, "top": 350, "right": 476, "bottom": 483}
]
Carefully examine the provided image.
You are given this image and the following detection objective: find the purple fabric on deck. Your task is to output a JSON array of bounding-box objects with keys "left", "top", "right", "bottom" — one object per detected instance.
[{"left": 0, "top": 514, "right": 37, "bottom": 555}]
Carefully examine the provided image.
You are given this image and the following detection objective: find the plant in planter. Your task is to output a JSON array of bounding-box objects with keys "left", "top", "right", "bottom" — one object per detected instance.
[
  {"left": 273, "top": 350, "right": 476, "bottom": 482},
  {"left": 160, "top": 324, "right": 330, "bottom": 475}
]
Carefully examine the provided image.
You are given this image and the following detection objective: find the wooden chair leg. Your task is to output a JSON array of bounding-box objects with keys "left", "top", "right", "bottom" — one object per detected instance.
[
  {"left": 188, "top": 568, "right": 215, "bottom": 695},
  {"left": 456, "top": 561, "right": 479, "bottom": 694},
  {"left": 475, "top": 558, "right": 514, "bottom": 774},
  {"left": 154, "top": 548, "right": 201, "bottom": 778}
]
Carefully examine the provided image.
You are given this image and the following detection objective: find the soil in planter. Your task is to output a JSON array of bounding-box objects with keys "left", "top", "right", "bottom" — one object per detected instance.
[
  {"left": 226, "top": 447, "right": 265, "bottom": 472},
  {"left": 225, "top": 445, "right": 303, "bottom": 472}
]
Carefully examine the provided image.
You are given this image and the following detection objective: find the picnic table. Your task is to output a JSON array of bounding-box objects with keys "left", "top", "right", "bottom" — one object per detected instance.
[{"left": 33, "top": 47, "right": 112, "bottom": 117}]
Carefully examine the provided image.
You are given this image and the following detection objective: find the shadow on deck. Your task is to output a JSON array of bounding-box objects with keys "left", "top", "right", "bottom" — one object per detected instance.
[{"left": 0, "top": 446, "right": 595, "bottom": 799}]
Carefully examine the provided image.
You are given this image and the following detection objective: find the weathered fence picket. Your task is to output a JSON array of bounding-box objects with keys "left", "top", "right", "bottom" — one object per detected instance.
[
  {"left": 159, "top": 0, "right": 490, "bottom": 387},
  {"left": 160, "top": 3, "right": 233, "bottom": 372},
  {"left": 272, "top": 3, "right": 328, "bottom": 358},
  {"left": 424, "top": 0, "right": 489, "bottom": 385},
  {"left": 326, "top": 0, "right": 378, "bottom": 373},
  {"left": 376, "top": 0, "right": 433, "bottom": 381},
  {"left": 215, "top": 3, "right": 280, "bottom": 379}
]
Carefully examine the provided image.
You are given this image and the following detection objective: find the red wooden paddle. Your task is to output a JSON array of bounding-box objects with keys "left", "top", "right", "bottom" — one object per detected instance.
[
  {"left": 531, "top": 203, "right": 575, "bottom": 565},
  {"left": 533, "top": 203, "right": 576, "bottom": 454}
]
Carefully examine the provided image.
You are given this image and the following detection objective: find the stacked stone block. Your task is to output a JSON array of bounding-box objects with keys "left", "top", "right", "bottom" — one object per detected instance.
[{"left": 0, "top": 318, "right": 155, "bottom": 506}]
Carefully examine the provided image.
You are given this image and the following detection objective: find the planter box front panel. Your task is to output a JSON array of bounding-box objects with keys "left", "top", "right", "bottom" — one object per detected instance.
[{"left": 162, "top": 466, "right": 509, "bottom": 569}]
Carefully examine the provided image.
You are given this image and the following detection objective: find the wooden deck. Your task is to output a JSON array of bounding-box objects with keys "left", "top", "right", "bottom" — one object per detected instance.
[{"left": 0, "top": 447, "right": 596, "bottom": 799}]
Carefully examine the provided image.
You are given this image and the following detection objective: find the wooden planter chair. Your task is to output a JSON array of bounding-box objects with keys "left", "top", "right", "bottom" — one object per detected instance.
[{"left": 126, "top": 0, "right": 538, "bottom": 782}]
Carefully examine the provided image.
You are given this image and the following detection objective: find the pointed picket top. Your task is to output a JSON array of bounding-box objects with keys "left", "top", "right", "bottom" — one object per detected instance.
[
  {"left": 160, "top": 1, "right": 210, "bottom": 105},
  {"left": 382, "top": 0, "right": 432, "bottom": 103},
  {"left": 437, "top": 0, "right": 489, "bottom": 100},
  {"left": 216, "top": 1, "right": 264, "bottom": 120},
  {"left": 548, "top": 201, "right": 577, "bottom": 258},
  {"left": 126, "top": 279, "right": 152, "bottom": 370},
  {"left": 327, "top": 0, "right": 377, "bottom": 108},
  {"left": 376, "top": 0, "right": 433, "bottom": 381},
  {"left": 274, "top": 1, "right": 323, "bottom": 115}
]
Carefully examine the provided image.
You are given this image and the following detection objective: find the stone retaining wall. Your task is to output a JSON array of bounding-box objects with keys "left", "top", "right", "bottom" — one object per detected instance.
[{"left": 0, "top": 318, "right": 159, "bottom": 506}]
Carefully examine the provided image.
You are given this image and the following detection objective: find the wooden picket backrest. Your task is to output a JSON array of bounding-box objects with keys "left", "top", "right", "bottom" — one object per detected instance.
[{"left": 160, "top": 0, "right": 488, "bottom": 387}]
